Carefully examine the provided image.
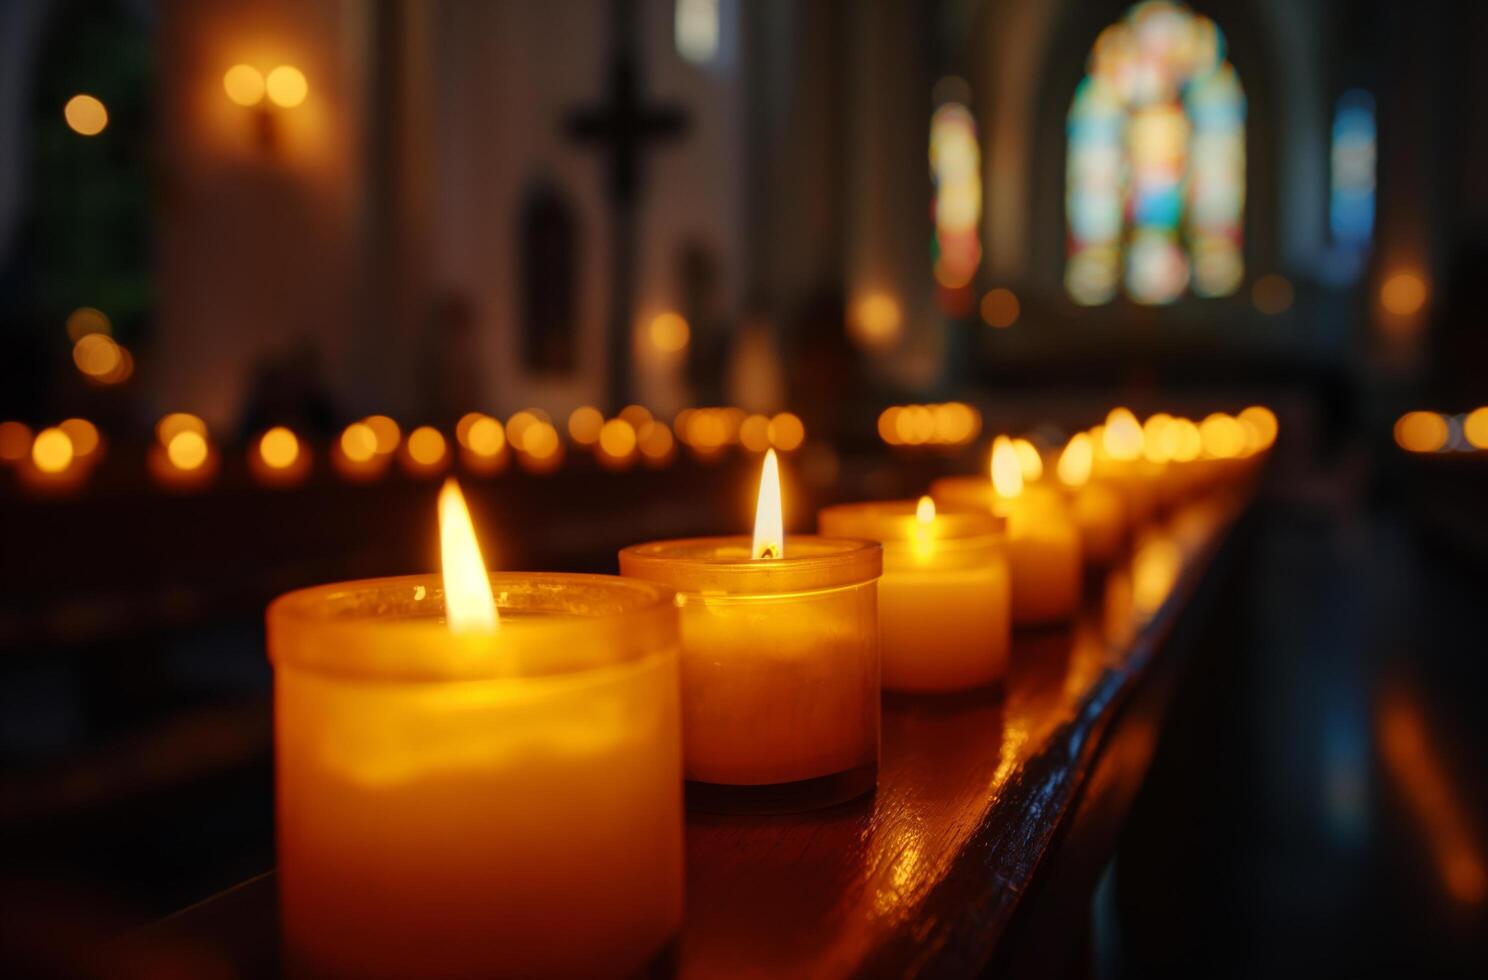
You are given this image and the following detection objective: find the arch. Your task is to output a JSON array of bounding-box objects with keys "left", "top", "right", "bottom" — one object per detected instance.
[{"left": 1064, "top": 1, "right": 1246, "bottom": 306}]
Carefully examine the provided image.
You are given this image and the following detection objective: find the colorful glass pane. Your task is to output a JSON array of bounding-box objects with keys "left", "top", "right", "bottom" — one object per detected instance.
[{"left": 1065, "top": 1, "right": 1246, "bottom": 306}]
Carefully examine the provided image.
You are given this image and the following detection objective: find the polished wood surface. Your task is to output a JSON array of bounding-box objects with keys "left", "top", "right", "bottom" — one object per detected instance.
[{"left": 153, "top": 491, "right": 1246, "bottom": 978}]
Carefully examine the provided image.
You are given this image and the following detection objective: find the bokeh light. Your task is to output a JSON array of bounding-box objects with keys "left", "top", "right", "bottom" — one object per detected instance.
[
  {"left": 739, "top": 414, "right": 771, "bottom": 453},
  {"left": 767, "top": 412, "right": 805, "bottom": 452},
  {"left": 362, "top": 415, "right": 401, "bottom": 455},
  {"left": 1012, "top": 438, "right": 1044, "bottom": 482},
  {"left": 157, "top": 413, "right": 207, "bottom": 445},
  {"left": 223, "top": 65, "right": 266, "bottom": 106},
  {"left": 265, "top": 66, "right": 308, "bottom": 109},
  {"left": 598, "top": 418, "right": 638, "bottom": 464},
  {"left": 1237, "top": 405, "right": 1278, "bottom": 452},
  {"left": 1103, "top": 408, "right": 1144, "bottom": 461},
  {"left": 31, "top": 427, "right": 74, "bottom": 474},
  {"left": 1394, "top": 411, "right": 1448, "bottom": 453},
  {"left": 64, "top": 94, "right": 108, "bottom": 136},
  {"left": 1251, "top": 274, "right": 1293, "bottom": 314},
  {"left": 259, "top": 427, "right": 301, "bottom": 469},
  {"left": 567, "top": 406, "right": 604, "bottom": 446},
  {"left": 851, "top": 293, "right": 903, "bottom": 350},
  {"left": 167, "top": 431, "right": 209, "bottom": 471},
  {"left": 405, "top": 426, "right": 448, "bottom": 470},
  {"left": 73, "top": 333, "right": 122, "bottom": 380},
  {"left": 0, "top": 421, "right": 31, "bottom": 463},
  {"left": 1199, "top": 413, "right": 1246, "bottom": 458},
  {"left": 465, "top": 416, "right": 505, "bottom": 457},
  {"left": 619, "top": 404, "right": 654, "bottom": 430},
  {"left": 1380, "top": 271, "right": 1427, "bottom": 317},
  {"left": 1463, "top": 407, "right": 1488, "bottom": 450},
  {"left": 58, "top": 418, "right": 99, "bottom": 459},
  {"left": 648, "top": 313, "right": 690, "bottom": 353},
  {"left": 66, "top": 307, "right": 111, "bottom": 342},
  {"left": 340, "top": 423, "right": 379, "bottom": 463},
  {"left": 980, "top": 288, "right": 1020, "bottom": 328},
  {"left": 637, "top": 421, "right": 675, "bottom": 466}
]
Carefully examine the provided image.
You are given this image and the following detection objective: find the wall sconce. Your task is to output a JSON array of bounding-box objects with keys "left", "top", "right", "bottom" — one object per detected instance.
[{"left": 224, "top": 63, "right": 308, "bottom": 153}]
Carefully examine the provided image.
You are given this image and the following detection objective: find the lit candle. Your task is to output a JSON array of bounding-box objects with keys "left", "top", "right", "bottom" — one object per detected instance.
[
  {"left": 818, "top": 496, "right": 1009, "bottom": 693},
  {"left": 931, "top": 436, "right": 1083, "bottom": 627},
  {"left": 1054, "top": 432, "right": 1128, "bottom": 567},
  {"left": 619, "top": 450, "right": 882, "bottom": 811},
  {"left": 1092, "top": 408, "right": 1158, "bottom": 526},
  {"left": 270, "top": 479, "right": 684, "bottom": 978}
]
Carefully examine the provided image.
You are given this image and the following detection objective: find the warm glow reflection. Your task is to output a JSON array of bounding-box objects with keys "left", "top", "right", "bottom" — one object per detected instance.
[
  {"left": 752, "top": 449, "right": 784, "bottom": 560},
  {"left": 878, "top": 403, "right": 980, "bottom": 447},
  {"left": 438, "top": 478, "right": 498, "bottom": 633},
  {"left": 266, "top": 65, "right": 308, "bottom": 109},
  {"left": 916, "top": 496, "right": 936, "bottom": 524},
  {"left": 223, "top": 65, "right": 266, "bottom": 106},
  {"left": 1252, "top": 274, "right": 1294, "bottom": 314},
  {"left": 990, "top": 436, "right": 1024, "bottom": 498},
  {"left": 1378, "top": 688, "right": 1487, "bottom": 904},
  {"left": 58, "top": 418, "right": 99, "bottom": 458},
  {"left": 167, "top": 430, "right": 209, "bottom": 471},
  {"left": 1058, "top": 432, "right": 1094, "bottom": 488},
  {"left": 259, "top": 427, "right": 300, "bottom": 469},
  {"left": 64, "top": 94, "right": 108, "bottom": 135},
  {"left": 1103, "top": 408, "right": 1144, "bottom": 461},
  {"left": 567, "top": 406, "right": 604, "bottom": 446},
  {"left": 1133, "top": 535, "right": 1182, "bottom": 617},
  {"left": 32, "top": 427, "right": 74, "bottom": 474},
  {"left": 0, "top": 421, "right": 31, "bottom": 463},
  {"left": 340, "top": 423, "right": 378, "bottom": 463},
  {"left": 1012, "top": 438, "right": 1044, "bottom": 482},
  {"left": 648, "top": 312, "right": 690, "bottom": 353},
  {"left": 1394, "top": 411, "right": 1449, "bottom": 453},
  {"left": 1380, "top": 271, "right": 1427, "bottom": 317}
]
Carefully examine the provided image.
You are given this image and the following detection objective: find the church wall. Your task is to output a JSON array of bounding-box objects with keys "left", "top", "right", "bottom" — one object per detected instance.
[{"left": 153, "top": 0, "right": 371, "bottom": 432}]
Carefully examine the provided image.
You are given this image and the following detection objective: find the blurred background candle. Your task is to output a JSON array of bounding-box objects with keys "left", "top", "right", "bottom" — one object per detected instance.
[
  {"left": 819, "top": 497, "right": 1009, "bottom": 693},
  {"left": 271, "top": 480, "right": 684, "bottom": 979},
  {"left": 1092, "top": 408, "right": 1159, "bottom": 526},
  {"left": 931, "top": 436, "right": 1083, "bottom": 627},
  {"left": 620, "top": 450, "right": 882, "bottom": 811},
  {"left": 1055, "top": 432, "right": 1128, "bottom": 567}
]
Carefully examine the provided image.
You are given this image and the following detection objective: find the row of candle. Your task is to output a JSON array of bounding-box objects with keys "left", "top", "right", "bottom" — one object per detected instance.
[{"left": 270, "top": 408, "right": 1273, "bottom": 977}]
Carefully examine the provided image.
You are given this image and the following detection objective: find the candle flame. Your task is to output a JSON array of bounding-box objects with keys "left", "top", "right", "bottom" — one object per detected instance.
[
  {"left": 1103, "top": 408, "right": 1143, "bottom": 461},
  {"left": 752, "top": 448, "right": 784, "bottom": 559},
  {"left": 1012, "top": 438, "right": 1044, "bottom": 482},
  {"left": 916, "top": 495, "right": 935, "bottom": 524},
  {"left": 990, "top": 436, "right": 1024, "bottom": 499},
  {"left": 1058, "top": 432, "right": 1094, "bottom": 488},
  {"left": 439, "top": 477, "right": 498, "bottom": 632}
]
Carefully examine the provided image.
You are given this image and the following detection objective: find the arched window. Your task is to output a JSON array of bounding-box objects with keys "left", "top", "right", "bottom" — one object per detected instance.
[
  {"left": 930, "top": 95, "right": 982, "bottom": 315},
  {"left": 1065, "top": 1, "right": 1245, "bottom": 306}
]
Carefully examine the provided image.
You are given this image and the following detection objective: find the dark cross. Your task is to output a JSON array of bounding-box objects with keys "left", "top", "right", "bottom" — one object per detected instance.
[{"left": 565, "top": 0, "right": 689, "bottom": 410}]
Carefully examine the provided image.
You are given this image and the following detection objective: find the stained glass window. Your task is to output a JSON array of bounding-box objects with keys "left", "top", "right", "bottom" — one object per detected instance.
[
  {"left": 930, "top": 98, "right": 982, "bottom": 316},
  {"left": 1330, "top": 89, "right": 1376, "bottom": 250},
  {"left": 1065, "top": 1, "right": 1246, "bottom": 306}
]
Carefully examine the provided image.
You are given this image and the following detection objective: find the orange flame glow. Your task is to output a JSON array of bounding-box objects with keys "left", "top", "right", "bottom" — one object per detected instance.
[
  {"left": 990, "top": 436, "right": 1023, "bottom": 499},
  {"left": 916, "top": 496, "right": 936, "bottom": 524},
  {"left": 438, "top": 478, "right": 498, "bottom": 632},
  {"left": 1058, "top": 432, "right": 1094, "bottom": 488},
  {"left": 1103, "top": 408, "right": 1144, "bottom": 461},
  {"left": 1012, "top": 438, "right": 1044, "bottom": 482},
  {"left": 752, "top": 449, "right": 784, "bottom": 559}
]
